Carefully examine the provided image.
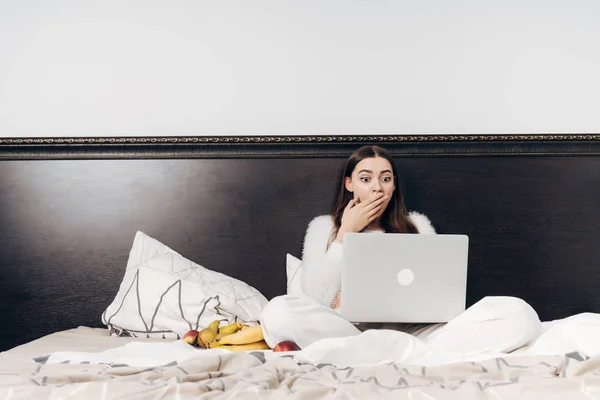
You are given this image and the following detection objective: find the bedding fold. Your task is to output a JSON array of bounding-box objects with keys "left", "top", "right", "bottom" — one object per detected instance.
[{"left": 3, "top": 314, "right": 600, "bottom": 398}]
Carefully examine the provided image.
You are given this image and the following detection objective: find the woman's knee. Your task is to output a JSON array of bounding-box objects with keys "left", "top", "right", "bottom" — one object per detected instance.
[
  {"left": 481, "top": 296, "right": 541, "bottom": 342},
  {"left": 260, "top": 295, "right": 310, "bottom": 347},
  {"left": 427, "top": 296, "right": 542, "bottom": 353},
  {"left": 261, "top": 295, "right": 294, "bottom": 326},
  {"left": 481, "top": 296, "right": 539, "bottom": 319},
  {"left": 260, "top": 295, "right": 308, "bottom": 333}
]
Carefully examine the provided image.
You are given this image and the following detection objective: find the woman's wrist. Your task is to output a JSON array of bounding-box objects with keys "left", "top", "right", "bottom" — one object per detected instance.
[{"left": 336, "top": 226, "right": 350, "bottom": 243}]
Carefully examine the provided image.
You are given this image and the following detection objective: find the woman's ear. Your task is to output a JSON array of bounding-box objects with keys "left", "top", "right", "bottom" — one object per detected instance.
[{"left": 344, "top": 177, "right": 353, "bottom": 193}]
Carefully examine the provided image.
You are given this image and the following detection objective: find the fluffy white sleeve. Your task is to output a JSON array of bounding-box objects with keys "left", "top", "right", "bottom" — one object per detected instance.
[
  {"left": 408, "top": 211, "right": 437, "bottom": 234},
  {"left": 299, "top": 215, "right": 341, "bottom": 307}
]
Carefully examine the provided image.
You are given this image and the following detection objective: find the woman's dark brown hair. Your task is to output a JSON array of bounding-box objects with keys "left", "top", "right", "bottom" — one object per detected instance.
[{"left": 328, "top": 145, "right": 418, "bottom": 246}]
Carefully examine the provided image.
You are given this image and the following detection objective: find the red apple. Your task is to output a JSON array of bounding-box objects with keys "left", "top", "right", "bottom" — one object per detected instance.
[
  {"left": 183, "top": 329, "right": 199, "bottom": 346},
  {"left": 273, "top": 340, "right": 301, "bottom": 352}
]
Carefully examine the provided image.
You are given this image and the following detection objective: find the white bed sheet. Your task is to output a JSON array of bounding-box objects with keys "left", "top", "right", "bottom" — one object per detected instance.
[
  {"left": 2, "top": 317, "right": 600, "bottom": 399},
  {"left": 0, "top": 317, "right": 576, "bottom": 365},
  {"left": 0, "top": 326, "right": 173, "bottom": 368},
  {"left": 2, "top": 320, "right": 600, "bottom": 400}
]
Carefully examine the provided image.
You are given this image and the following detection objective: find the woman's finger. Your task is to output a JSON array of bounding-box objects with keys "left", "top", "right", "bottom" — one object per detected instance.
[
  {"left": 359, "top": 193, "right": 384, "bottom": 208},
  {"left": 364, "top": 196, "right": 387, "bottom": 212},
  {"left": 345, "top": 197, "right": 358, "bottom": 210},
  {"left": 367, "top": 203, "right": 385, "bottom": 219}
]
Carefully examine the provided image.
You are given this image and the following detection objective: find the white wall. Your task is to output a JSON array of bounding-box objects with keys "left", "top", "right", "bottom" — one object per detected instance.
[{"left": 1, "top": 1, "right": 599, "bottom": 137}]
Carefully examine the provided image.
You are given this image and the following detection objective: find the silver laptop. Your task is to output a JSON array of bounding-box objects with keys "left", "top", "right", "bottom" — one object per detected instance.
[{"left": 340, "top": 232, "right": 469, "bottom": 323}]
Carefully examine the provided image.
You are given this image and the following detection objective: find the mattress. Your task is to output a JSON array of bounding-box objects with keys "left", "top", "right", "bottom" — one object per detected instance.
[
  {"left": 0, "top": 326, "right": 172, "bottom": 367},
  {"left": 0, "top": 320, "right": 562, "bottom": 364},
  {"left": 2, "top": 318, "right": 600, "bottom": 399}
]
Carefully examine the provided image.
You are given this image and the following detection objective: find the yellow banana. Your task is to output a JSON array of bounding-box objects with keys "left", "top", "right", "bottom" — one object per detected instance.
[
  {"left": 215, "top": 325, "right": 264, "bottom": 345},
  {"left": 215, "top": 322, "right": 243, "bottom": 340},
  {"left": 209, "top": 340, "right": 271, "bottom": 352},
  {"left": 218, "top": 322, "right": 243, "bottom": 335}
]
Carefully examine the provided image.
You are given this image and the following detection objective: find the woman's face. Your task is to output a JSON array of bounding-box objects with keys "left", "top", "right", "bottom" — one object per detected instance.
[{"left": 345, "top": 156, "right": 395, "bottom": 213}]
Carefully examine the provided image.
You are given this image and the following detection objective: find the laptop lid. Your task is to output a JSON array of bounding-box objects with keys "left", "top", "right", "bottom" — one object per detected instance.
[{"left": 340, "top": 232, "right": 469, "bottom": 323}]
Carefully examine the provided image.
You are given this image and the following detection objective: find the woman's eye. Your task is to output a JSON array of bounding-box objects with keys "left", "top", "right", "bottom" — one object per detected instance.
[
  {"left": 382, "top": 177, "right": 391, "bottom": 182},
  {"left": 360, "top": 177, "right": 370, "bottom": 182}
]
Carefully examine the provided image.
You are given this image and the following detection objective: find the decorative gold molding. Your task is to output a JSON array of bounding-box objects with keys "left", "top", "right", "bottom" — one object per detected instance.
[{"left": 1, "top": 134, "right": 600, "bottom": 145}]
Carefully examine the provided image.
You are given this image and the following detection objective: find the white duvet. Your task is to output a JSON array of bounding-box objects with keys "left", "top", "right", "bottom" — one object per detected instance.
[
  {"left": 4, "top": 317, "right": 600, "bottom": 400},
  {"left": 46, "top": 312, "right": 600, "bottom": 368}
]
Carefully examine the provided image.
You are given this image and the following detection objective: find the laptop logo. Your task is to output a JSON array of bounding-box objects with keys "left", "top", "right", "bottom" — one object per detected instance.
[{"left": 397, "top": 269, "right": 414, "bottom": 286}]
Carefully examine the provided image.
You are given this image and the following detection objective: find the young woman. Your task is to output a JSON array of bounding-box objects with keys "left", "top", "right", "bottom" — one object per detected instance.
[{"left": 260, "top": 145, "right": 541, "bottom": 353}]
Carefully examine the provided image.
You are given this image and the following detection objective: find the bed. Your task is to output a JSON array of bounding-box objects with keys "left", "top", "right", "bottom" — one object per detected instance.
[{"left": 1, "top": 134, "right": 600, "bottom": 398}]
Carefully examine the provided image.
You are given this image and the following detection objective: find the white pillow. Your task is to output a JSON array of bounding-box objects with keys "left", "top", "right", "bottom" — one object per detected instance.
[
  {"left": 286, "top": 253, "right": 305, "bottom": 296},
  {"left": 102, "top": 231, "right": 269, "bottom": 339}
]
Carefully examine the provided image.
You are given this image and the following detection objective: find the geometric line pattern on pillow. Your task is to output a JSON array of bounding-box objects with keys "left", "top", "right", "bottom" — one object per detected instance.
[
  {"left": 103, "top": 269, "right": 226, "bottom": 337},
  {"left": 103, "top": 269, "right": 144, "bottom": 331},
  {"left": 144, "top": 260, "right": 265, "bottom": 305},
  {"left": 102, "top": 232, "right": 268, "bottom": 339}
]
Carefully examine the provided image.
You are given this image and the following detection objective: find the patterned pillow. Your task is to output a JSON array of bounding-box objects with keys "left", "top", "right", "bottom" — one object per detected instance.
[{"left": 102, "top": 231, "right": 268, "bottom": 339}]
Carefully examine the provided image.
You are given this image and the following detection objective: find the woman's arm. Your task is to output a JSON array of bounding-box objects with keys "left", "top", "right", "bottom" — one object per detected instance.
[
  {"left": 299, "top": 215, "right": 342, "bottom": 307},
  {"left": 299, "top": 212, "right": 436, "bottom": 308},
  {"left": 331, "top": 291, "right": 341, "bottom": 309},
  {"left": 408, "top": 211, "right": 437, "bottom": 234}
]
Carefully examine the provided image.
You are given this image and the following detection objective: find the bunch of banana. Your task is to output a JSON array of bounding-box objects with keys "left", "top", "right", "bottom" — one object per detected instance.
[
  {"left": 182, "top": 320, "right": 270, "bottom": 351},
  {"left": 208, "top": 325, "right": 270, "bottom": 351}
]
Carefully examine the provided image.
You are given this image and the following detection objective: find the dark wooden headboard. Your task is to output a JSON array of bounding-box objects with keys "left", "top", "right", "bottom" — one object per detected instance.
[{"left": 1, "top": 135, "right": 600, "bottom": 352}]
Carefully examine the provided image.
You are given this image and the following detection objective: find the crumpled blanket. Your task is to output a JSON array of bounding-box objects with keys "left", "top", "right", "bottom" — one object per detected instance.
[
  {"left": 1, "top": 348, "right": 599, "bottom": 399},
  {"left": 4, "top": 313, "right": 600, "bottom": 399}
]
